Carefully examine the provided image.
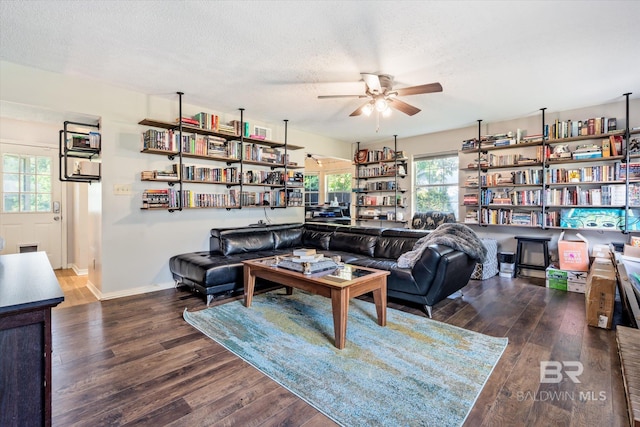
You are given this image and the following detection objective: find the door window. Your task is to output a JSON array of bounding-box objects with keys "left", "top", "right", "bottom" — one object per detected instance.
[{"left": 2, "top": 154, "right": 52, "bottom": 213}]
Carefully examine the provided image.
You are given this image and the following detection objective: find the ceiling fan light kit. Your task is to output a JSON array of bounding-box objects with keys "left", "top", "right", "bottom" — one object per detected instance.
[{"left": 318, "top": 73, "right": 443, "bottom": 126}]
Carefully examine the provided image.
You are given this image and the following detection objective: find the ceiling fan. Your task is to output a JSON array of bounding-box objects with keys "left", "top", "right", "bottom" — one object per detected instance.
[{"left": 318, "top": 73, "right": 443, "bottom": 117}]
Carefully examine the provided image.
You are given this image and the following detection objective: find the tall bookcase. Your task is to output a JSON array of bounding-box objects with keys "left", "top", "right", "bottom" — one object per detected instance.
[
  {"left": 138, "top": 92, "right": 304, "bottom": 212},
  {"left": 459, "top": 93, "right": 640, "bottom": 233},
  {"left": 353, "top": 135, "right": 408, "bottom": 227}
]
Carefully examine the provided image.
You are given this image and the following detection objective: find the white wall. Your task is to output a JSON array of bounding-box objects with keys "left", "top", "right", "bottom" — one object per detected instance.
[
  {"left": 0, "top": 60, "right": 346, "bottom": 298},
  {"left": 69, "top": 182, "right": 88, "bottom": 274}
]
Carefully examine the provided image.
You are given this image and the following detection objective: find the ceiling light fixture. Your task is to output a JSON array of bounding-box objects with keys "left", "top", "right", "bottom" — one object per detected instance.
[
  {"left": 362, "top": 103, "right": 374, "bottom": 116},
  {"left": 306, "top": 153, "right": 323, "bottom": 167},
  {"left": 375, "top": 97, "right": 388, "bottom": 112}
]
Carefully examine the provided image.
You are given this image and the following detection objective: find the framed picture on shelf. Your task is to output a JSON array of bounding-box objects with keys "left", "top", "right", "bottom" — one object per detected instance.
[{"left": 355, "top": 149, "right": 368, "bottom": 164}]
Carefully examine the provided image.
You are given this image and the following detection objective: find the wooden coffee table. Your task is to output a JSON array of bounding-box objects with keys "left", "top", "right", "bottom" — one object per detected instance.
[{"left": 243, "top": 257, "right": 389, "bottom": 349}]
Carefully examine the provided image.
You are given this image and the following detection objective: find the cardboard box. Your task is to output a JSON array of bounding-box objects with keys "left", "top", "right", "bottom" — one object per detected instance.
[
  {"left": 567, "top": 281, "right": 586, "bottom": 294},
  {"left": 545, "top": 265, "right": 587, "bottom": 293},
  {"left": 624, "top": 244, "right": 640, "bottom": 259},
  {"left": 585, "top": 257, "right": 617, "bottom": 329},
  {"left": 545, "top": 265, "right": 588, "bottom": 284},
  {"left": 546, "top": 278, "right": 567, "bottom": 291},
  {"left": 558, "top": 231, "right": 589, "bottom": 271},
  {"left": 591, "top": 244, "right": 611, "bottom": 259}
]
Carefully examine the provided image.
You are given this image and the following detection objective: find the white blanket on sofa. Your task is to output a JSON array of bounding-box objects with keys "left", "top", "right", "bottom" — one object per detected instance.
[{"left": 397, "top": 223, "right": 487, "bottom": 269}]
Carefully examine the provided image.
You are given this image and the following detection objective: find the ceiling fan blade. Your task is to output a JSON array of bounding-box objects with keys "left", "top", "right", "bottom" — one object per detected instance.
[
  {"left": 349, "top": 102, "right": 371, "bottom": 117},
  {"left": 389, "top": 98, "right": 421, "bottom": 116},
  {"left": 361, "top": 73, "right": 382, "bottom": 94},
  {"left": 318, "top": 94, "right": 367, "bottom": 99},
  {"left": 394, "top": 82, "right": 443, "bottom": 96}
]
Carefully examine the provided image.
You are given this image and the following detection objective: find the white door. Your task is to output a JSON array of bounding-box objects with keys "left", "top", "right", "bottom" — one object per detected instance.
[{"left": 0, "top": 143, "right": 64, "bottom": 268}]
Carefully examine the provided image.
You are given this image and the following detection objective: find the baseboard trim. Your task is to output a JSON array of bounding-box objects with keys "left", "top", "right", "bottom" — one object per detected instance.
[
  {"left": 69, "top": 263, "right": 88, "bottom": 276},
  {"left": 86, "top": 281, "right": 176, "bottom": 301}
]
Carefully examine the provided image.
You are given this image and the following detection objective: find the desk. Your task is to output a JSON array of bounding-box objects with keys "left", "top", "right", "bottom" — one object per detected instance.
[
  {"left": 305, "top": 205, "right": 351, "bottom": 225},
  {"left": 0, "top": 252, "right": 64, "bottom": 427}
]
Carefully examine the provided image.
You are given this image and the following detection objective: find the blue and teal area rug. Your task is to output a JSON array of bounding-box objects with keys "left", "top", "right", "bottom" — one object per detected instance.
[{"left": 183, "top": 290, "right": 508, "bottom": 426}]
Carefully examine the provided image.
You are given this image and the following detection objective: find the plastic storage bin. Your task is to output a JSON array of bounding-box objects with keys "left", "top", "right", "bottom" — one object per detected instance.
[{"left": 498, "top": 251, "right": 515, "bottom": 278}]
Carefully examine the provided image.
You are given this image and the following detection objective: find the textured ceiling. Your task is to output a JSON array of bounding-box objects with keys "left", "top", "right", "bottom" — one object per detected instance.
[{"left": 1, "top": 1, "right": 639, "bottom": 144}]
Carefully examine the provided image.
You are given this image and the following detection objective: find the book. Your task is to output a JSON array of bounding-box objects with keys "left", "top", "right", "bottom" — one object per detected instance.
[
  {"left": 292, "top": 254, "right": 325, "bottom": 263},
  {"left": 293, "top": 249, "right": 316, "bottom": 257},
  {"left": 602, "top": 138, "right": 611, "bottom": 157},
  {"left": 610, "top": 135, "right": 619, "bottom": 156}
]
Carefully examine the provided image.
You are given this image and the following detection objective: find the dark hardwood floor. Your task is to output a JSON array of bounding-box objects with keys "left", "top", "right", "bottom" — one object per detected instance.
[{"left": 51, "top": 271, "right": 629, "bottom": 426}]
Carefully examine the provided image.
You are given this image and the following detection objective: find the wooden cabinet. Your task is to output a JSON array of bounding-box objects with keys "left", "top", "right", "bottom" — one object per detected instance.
[
  {"left": 0, "top": 252, "right": 64, "bottom": 427},
  {"left": 353, "top": 136, "right": 408, "bottom": 227},
  {"left": 138, "top": 94, "right": 304, "bottom": 211},
  {"left": 459, "top": 94, "right": 640, "bottom": 232}
]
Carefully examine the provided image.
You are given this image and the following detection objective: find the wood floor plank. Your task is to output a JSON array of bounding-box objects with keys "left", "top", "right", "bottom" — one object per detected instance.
[{"left": 50, "top": 269, "right": 630, "bottom": 427}]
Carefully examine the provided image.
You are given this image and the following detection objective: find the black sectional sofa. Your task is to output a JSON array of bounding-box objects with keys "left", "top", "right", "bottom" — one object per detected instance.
[{"left": 169, "top": 222, "right": 480, "bottom": 317}]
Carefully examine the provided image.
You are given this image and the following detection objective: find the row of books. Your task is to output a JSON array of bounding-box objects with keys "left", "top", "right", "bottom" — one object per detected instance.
[
  {"left": 479, "top": 170, "right": 543, "bottom": 186},
  {"left": 142, "top": 129, "right": 182, "bottom": 152},
  {"left": 480, "top": 189, "right": 542, "bottom": 206},
  {"left": 68, "top": 132, "right": 101, "bottom": 150},
  {"left": 239, "top": 190, "right": 287, "bottom": 207},
  {"left": 182, "top": 190, "right": 238, "bottom": 208},
  {"left": 183, "top": 137, "right": 242, "bottom": 159},
  {"left": 488, "top": 152, "right": 543, "bottom": 167},
  {"left": 364, "top": 180, "right": 397, "bottom": 191},
  {"left": 356, "top": 195, "right": 404, "bottom": 206},
  {"left": 142, "top": 189, "right": 178, "bottom": 209},
  {"left": 354, "top": 147, "right": 403, "bottom": 163},
  {"left": 243, "top": 170, "right": 284, "bottom": 185},
  {"left": 465, "top": 208, "right": 560, "bottom": 227},
  {"left": 142, "top": 188, "right": 304, "bottom": 209},
  {"left": 544, "top": 184, "right": 627, "bottom": 206},
  {"left": 466, "top": 184, "right": 639, "bottom": 208},
  {"left": 287, "top": 190, "right": 304, "bottom": 207},
  {"left": 357, "top": 164, "right": 406, "bottom": 178},
  {"left": 546, "top": 165, "right": 620, "bottom": 183},
  {"left": 546, "top": 117, "right": 616, "bottom": 140},
  {"left": 142, "top": 129, "right": 244, "bottom": 159},
  {"left": 143, "top": 165, "right": 302, "bottom": 186},
  {"left": 480, "top": 209, "right": 543, "bottom": 226},
  {"left": 244, "top": 143, "right": 288, "bottom": 164},
  {"left": 140, "top": 170, "right": 179, "bottom": 181},
  {"left": 182, "top": 165, "right": 239, "bottom": 183},
  {"left": 468, "top": 163, "right": 639, "bottom": 188},
  {"left": 463, "top": 194, "right": 479, "bottom": 205},
  {"left": 183, "top": 113, "right": 238, "bottom": 136}
]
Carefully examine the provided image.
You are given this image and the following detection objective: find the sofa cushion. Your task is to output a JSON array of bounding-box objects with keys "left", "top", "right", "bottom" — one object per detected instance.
[
  {"left": 274, "top": 227, "right": 303, "bottom": 249},
  {"left": 375, "top": 236, "right": 418, "bottom": 259},
  {"left": 302, "top": 229, "right": 332, "bottom": 250},
  {"left": 221, "top": 230, "right": 275, "bottom": 256},
  {"left": 329, "top": 230, "right": 377, "bottom": 257},
  {"left": 375, "top": 229, "right": 427, "bottom": 259}
]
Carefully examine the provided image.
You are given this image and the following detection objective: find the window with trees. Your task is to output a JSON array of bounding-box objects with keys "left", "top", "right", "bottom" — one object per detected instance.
[
  {"left": 414, "top": 154, "right": 459, "bottom": 219},
  {"left": 327, "top": 172, "right": 352, "bottom": 205},
  {"left": 304, "top": 173, "right": 319, "bottom": 205}
]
